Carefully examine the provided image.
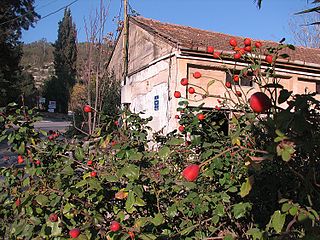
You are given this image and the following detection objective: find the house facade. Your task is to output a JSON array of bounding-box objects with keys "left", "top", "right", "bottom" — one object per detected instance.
[{"left": 107, "top": 16, "right": 320, "bottom": 134}]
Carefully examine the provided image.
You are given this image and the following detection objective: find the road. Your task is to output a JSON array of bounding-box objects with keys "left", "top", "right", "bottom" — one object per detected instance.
[{"left": 0, "top": 120, "right": 71, "bottom": 167}]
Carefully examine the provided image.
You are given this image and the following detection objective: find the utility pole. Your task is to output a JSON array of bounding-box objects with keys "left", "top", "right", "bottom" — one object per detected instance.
[{"left": 123, "top": 0, "right": 129, "bottom": 85}]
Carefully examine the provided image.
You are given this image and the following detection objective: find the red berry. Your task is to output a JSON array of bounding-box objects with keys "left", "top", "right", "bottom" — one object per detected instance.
[
  {"left": 233, "top": 75, "right": 239, "bottom": 82},
  {"left": 111, "top": 140, "right": 117, "bottom": 146},
  {"left": 255, "top": 41, "right": 262, "bottom": 48},
  {"left": 213, "top": 52, "right": 221, "bottom": 58},
  {"left": 236, "top": 91, "right": 242, "bottom": 97},
  {"left": 182, "top": 164, "right": 200, "bottom": 182},
  {"left": 87, "top": 160, "right": 93, "bottom": 165},
  {"left": 83, "top": 105, "right": 92, "bottom": 113},
  {"left": 17, "top": 155, "right": 24, "bottom": 164},
  {"left": 244, "top": 46, "right": 252, "bottom": 52},
  {"left": 197, "top": 113, "right": 205, "bottom": 121},
  {"left": 175, "top": 115, "right": 180, "bottom": 119},
  {"left": 244, "top": 38, "right": 251, "bottom": 46},
  {"left": 110, "top": 221, "right": 121, "bottom": 232},
  {"left": 215, "top": 106, "right": 221, "bottom": 110},
  {"left": 225, "top": 82, "right": 232, "bottom": 88},
  {"left": 249, "top": 92, "right": 272, "bottom": 113},
  {"left": 178, "top": 125, "right": 185, "bottom": 132},
  {"left": 193, "top": 72, "right": 201, "bottom": 79},
  {"left": 180, "top": 78, "right": 188, "bottom": 86},
  {"left": 48, "top": 135, "right": 54, "bottom": 141},
  {"left": 114, "top": 120, "right": 119, "bottom": 126},
  {"left": 229, "top": 38, "right": 237, "bottom": 47},
  {"left": 15, "top": 198, "right": 21, "bottom": 206},
  {"left": 69, "top": 228, "right": 80, "bottom": 238},
  {"left": 90, "top": 171, "right": 97, "bottom": 177},
  {"left": 265, "top": 55, "right": 273, "bottom": 64},
  {"left": 174, "top": 91, "right": 181, "bottom": 98},
  {"left": 35, "top": 160, "right": 41, "bottom": 165},
  {"left": 49, "top": 213, "right": 58, "bottom": 222},
  {"left": 188, "top": 87, "right": 195, "bottom": 94},
  {"left": 207, "top": 46, "right": 214, "bottom": 53},
  {"left": 234, "top": 53, "right": 241, "bottom": 60}
]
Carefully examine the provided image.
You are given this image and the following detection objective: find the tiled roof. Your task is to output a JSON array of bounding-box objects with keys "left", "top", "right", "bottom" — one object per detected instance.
[{"left": 131, "top": 16, "right": 320, "bottom": 66}]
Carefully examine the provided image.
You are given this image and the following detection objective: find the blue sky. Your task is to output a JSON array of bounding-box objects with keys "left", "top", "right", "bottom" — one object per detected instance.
[{"left": 22, "top": 0, "right": 311, "bottom": 45}]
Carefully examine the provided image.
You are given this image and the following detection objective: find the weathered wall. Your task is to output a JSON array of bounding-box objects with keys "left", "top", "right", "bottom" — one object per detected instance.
[
  {"left": 126, "top": 57, "right": 178, "bottom": 134},
  {"left": 107, "top": 20, "right": 175, "bottom": 83},
  {"left": 175, "top": 57, "right": 320, "bottom": 110}
]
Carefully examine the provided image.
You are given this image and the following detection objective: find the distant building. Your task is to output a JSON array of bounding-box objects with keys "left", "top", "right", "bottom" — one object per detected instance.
[{"left": 107, "top": 16, "right": 320, "bottom": 134}]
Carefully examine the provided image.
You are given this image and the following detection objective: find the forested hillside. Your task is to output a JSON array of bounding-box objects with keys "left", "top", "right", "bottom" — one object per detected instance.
[{"left": 21, "top": 40, "right": 112, "bottom": 91}]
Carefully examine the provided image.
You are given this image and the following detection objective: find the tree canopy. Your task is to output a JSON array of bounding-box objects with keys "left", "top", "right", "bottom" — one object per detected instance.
[{"left": 0, "top": 0, "right": 39, "bottom": 106}]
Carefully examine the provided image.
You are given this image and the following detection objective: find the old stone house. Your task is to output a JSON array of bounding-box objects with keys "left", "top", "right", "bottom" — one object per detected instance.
[{"left": 107, "top": 16, "right": 320, "bottom": 134}]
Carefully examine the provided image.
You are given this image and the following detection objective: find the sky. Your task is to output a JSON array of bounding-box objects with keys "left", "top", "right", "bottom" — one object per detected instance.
[{"left": 22, "top": 0, "right": 313, "bottom": 45}]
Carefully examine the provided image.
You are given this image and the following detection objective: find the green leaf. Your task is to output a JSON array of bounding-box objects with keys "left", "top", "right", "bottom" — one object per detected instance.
[
  {"left": 88, "top": 178, "right": 102, "bottom": 190},
  {"left": 123, "top": 164, "right": 140, "bottom": 181},
  {"left": 287, "top": 44, "right": 295, "bottom": 50},
  {"left": 62, "top": 165, "right": 74, "bottom": 175},
  {"left": 212, "top": 215, "right": 220, "bottom": 225},
  {"left": 278, "top": 89, "right": 292, "bottom": 104},
  {"left": 281, "top": 203, "right": 291, "bottom": 213},
  {"left": 232, "top": 202, "right": 252, "bottom": 219},
  {"left": 224, "top": 235, "right": 234, "bottom": 240},
  {"left": 240, "top": 176, "right": 254, "bottom": 198},
  {"left": 140, "top": 234, "right": 157, "bottom": 240},
  {"left": 74, "top": 147, "right": 84, "bottom": 161},
  {"left": 75, "top": 179, "right": 88, "bottom": 188},
  {"left": 180, "top": 225, "right": 196, "bottom": 236},
  {"left": 167, "top": 205, "right": 177, "bottom": 218},
  {"left": 35, "top": 195, "right": 49, "bottom": 206},
  {"left": 215, "top": 203, "right": 225, "bottom": 217},
  {"left": 167, "top": 137, "right": 184, "bottom": 145},
  {"left": 271, "top": 210, "right": 286, "bottom": 233},
  {"left": 289, "top": 206, "right": 298, "bottom": 216},
  {"left": 246, "top": 228, "right": 264, "bottom": 240},
  {"left": 280, "top": 53, "right": 290, "bottom": 59},
  {"left": 277, "top": 143, "right": 295, "bottom": 162},
  {"left": 0, "top": 135, "right": 7, "bottom": 142},
  {"left": 47, "top": 221, "right": 62, "bottom": 236},
  {"left": 125, "top": 191, "right": 135, "bottom": 212},
  {"left": 135, "top": 197, "right": 146, "bottom": 206},
  {"left": 17, "top": 142, "right": 25, "bottom": 155},
  {"left": 151, "top": 213, "right": 164, "bottom": 226},
  {"left": 129, "top": 152, "right": 143, "bottom": 161},
  {"left": 298, "top": 212, "right": 308, "bottom": 222},
  {"left": 158, "top": 146, "right": 170, "bottom": 159}
]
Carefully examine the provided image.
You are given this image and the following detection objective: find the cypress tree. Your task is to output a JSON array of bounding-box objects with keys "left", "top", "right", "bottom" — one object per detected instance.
[{"left": 48, "top": 8, "right": 77, "bottom": 113}]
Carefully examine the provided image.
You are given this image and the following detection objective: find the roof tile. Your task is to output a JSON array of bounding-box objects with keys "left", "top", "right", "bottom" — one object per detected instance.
[{"left": 132, "top": 16, "right": 320, "bottom": 66}]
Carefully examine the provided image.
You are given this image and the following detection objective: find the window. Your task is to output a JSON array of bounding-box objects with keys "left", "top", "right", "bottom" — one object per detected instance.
[
  {"left": 316, "top": 82, "right": 320, "bottom": 94},
  {"left": 226, "top": 72, "right": 253, "bottom": 87}
]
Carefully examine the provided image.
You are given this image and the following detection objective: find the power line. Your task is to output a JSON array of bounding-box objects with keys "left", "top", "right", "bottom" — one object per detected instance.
[
  {"left": 0, "top": 0, "right": 79, "bottom": 27},
  {"left": 38, "top": 0, "right": 79, "bottom": 21}
]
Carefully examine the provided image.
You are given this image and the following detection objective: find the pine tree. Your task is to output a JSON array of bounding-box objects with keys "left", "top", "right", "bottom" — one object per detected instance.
[
  {"left": 47, "top": 8, "right": 77, "bottom": 114},
  {"left": 0, "top": 0, "right": 39, "bottom": 106}
]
